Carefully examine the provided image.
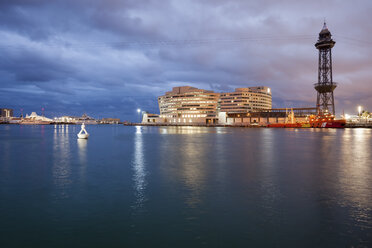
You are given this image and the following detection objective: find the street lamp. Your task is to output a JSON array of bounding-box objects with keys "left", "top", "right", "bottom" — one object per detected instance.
[
  {"left": 358, "top": 105, "right": 362, "bottom": 122},
  {"left": 137, "top": 108, "right": 141, "bottom": 123}
]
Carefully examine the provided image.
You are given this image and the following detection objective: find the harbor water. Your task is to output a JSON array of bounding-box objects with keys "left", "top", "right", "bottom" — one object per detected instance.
[{"left": 0, "top": 125, "right": 371, "bottom": 247}]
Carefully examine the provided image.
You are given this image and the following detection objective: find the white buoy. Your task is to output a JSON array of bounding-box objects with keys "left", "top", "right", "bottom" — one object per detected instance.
[{"left": 77, "top": 123, "right": 89, "bottom": 139}]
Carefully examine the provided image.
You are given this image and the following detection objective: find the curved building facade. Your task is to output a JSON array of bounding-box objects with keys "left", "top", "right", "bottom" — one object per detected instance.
[
  {"left": 219, "top": 86, "right": 272, "bottom": 113},
  {"left": 142, "top": 85, "right": 272, "bottom": 125},
  {"left": 158, "top": 86, "right": 219, "bottom": 124}
]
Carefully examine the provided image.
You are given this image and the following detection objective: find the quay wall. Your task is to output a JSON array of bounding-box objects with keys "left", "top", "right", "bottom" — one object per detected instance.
[{"left": 128, "top": 122, "right": 372, "bottom": 128}]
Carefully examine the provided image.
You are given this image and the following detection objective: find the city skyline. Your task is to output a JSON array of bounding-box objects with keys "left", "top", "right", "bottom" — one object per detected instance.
[{"left": 1, "top": 0, "right": 371, "bottom": 120}]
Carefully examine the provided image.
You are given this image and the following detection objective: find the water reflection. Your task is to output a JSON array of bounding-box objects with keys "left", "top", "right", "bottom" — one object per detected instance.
[
  {"left": 158, "top": 126, "right": 211, "bottom": 135},
  {"left": 181, "top": 135, "right": 207, "bottom": 208},
  {"left": 40, "top": 125, "right": 45, "bottom": 138},
  {"left": 213, "top": 128, "right": 228, "bottom": 189},
  {"left": 77, "top": 139, "right": 88, "bottom": 164},
  {"left": 259, "top": 129, "right": 280, "bottom": 209},
  {"left": 132, "top": 126, "right": 147, "bottom": 212},
  {"left": 0, "top": 140, "right": 11, "bottom": 173},
  {"left": 52, "top": 125, "right": 72, "bottom": 199},
  {"left": 339, "top": 129, "right": 372, "bottom": 229},
  {"left": 2, "top": 125, "right": 372, "bottom": 246},
  {"left": 159, "top": 129, "right": 208, "bottom": 209}
]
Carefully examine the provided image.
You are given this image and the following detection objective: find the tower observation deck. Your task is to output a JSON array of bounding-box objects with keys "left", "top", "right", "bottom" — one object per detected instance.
[{"left": 314, "top": 22, "right": 337, "bottom": 115}]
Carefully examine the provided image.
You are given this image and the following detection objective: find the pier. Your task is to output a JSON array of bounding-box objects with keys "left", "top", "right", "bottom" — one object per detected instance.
[{"left": 125, "top": 122, "right": 372, "bottom": 128}]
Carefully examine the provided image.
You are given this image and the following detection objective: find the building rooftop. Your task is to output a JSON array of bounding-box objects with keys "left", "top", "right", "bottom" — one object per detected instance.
[{"left": 165, "top": 86, "right": 215, "bottom": 95}]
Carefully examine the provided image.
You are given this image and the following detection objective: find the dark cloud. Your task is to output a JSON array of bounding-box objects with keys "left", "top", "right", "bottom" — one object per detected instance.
[
  {"left": 0, "top": 0, "right": 371, "bottom": 120},
  {"left": 0, "top": 48, "right": 74, "bottom": 83}
]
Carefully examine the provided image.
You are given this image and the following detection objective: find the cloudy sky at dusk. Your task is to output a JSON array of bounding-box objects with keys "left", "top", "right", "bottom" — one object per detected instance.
[{"left": 0, "top": 0, "right": 371, "bottom": 120}]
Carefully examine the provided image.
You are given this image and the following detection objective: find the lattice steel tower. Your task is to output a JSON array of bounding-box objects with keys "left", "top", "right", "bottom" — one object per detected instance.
[{"left": 314, "top": 22, "right": 336, "bottom": 115}]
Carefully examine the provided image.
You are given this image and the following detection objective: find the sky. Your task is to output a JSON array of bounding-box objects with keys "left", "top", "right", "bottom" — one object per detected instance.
[{"left": 0, "top": 0, "right": 371, "bottom": 121}]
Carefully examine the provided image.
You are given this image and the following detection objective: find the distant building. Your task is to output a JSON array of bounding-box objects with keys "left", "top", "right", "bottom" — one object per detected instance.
[
  {"left": 142, "top": 85, "right": 274, "bottom": 125},
  {"left": 25, "top": 112, "right": 53, "bottom": 122},
  {"left": 54, "top": 114, "right": 97, "bottom": 124},
  {"left": 219, "top": 87, "right": 272, "bottom": 113},
  {"left": 157, "top": 86, "right": 220, "bottom": 124},
  {"left": 78, "top": 113, "right": 97, "bottom": 124},
  {"left": 100, "top": 118, "right": 121, "bottom": 124},
  {"left": 0, "top": 108, "right": 13, "bottom": 118},
  {"left": 8, "top": 117, "right": 22, "bottom": 124},
  {"left": 218, "top": 108, "right": 317, "bottom": 125},
  {"left": 142, "top": 113, "right": 161, "bottom": 124},
  {"left": 54, "top": 116, "right": 75, "bottom": 123}
]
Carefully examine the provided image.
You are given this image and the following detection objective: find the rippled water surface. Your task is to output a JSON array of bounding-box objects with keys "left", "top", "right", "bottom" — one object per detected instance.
[{"left": 0, "top": 125, "right": 372, "bottom": 247}]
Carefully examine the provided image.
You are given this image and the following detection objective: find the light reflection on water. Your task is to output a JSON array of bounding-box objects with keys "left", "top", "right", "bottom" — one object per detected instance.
[
  {"left": 158, "top": 126, "right": 209, "bottom": 209},
  {"left": 77, "top": 138, "right": 88, "bottom": 182},
  {"left": 77, "top": 139, "right": 87, "bottom": 164},
  {"left": 259, "top": 128, "right": 281, "bottom": 210},
  {"left": 52, "top": 125, "right": 72, "bottom": 199},
  {"left": 339, "top": 129, "right": 372, "bottom": 229},
  {"left": 180, "top": 135, "right": 207, "bottom": 208},
  {"left": 158, "top": 126, "right": 224, "bottom": 135},
  {"left": 132, "top": 126, "right": 147, "bottom": 212},
  {"left": 213, "top": 127, "right": 229, "bottom": 192}
]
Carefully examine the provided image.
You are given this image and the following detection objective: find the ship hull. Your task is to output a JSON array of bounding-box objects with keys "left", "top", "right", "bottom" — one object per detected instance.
[
  {"left": 20, "top": 121, "right": 52, "bottom": 125},
  {"left": 267, "top": 120, "right": 346, "bottom": 128},
  {"left": 309, "top": 120, "right": 346, "bottom": 128},
  {"left": 267, "top": 123, "right": 302, "bottom": 128}
]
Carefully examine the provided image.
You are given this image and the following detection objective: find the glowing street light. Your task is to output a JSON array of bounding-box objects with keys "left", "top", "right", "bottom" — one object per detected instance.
[
  {"left": 358, "top": 105, "right": 362, "bottom": 122},
  {"left": 137, "top": 108, "right": 141, "bottom": 123}
]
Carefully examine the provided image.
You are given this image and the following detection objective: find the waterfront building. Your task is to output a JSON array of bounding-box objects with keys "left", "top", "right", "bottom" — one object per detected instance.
[
  {"left": 218, "top": 108, "right": 317, "bottom": 125},
  {"left": 157, "top": 86, "right": 220, "bottom": 124},
  {"left": 8, "top": 117, "right": 22, "bottom": 124},
  {"left": 100, "top": 118, "right": 121, "bottom": 124},
  {"left": 219, "top": 87, "right": 272, "bottom": 113},
  {"left": 141, "top": 113, "right": 160, "bottom": 124},
  {"left": 142, "top": 85, "right": 274, "bottom": 125},
  {"left": 0, "top": 108, "right": 13, "bottom": 118},
  {"left": 54, "top": 114, "right": 97, "bottom": 124}
]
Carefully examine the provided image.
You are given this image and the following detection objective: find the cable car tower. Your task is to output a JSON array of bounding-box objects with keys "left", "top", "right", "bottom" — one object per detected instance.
[{"left": 314, "top": 22, "right": 336, "bottom": 115}]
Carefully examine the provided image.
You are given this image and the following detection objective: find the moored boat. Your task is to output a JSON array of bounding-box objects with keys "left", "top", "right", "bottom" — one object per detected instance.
[
  {"left": 20, "top": 112, "right": 53, "bottom": 125},
  {"left": 267, "top": 123, "right": 302, "bottom": 128},
  {"left": 267, "top": 108, "right": 305, "bottom": 128},
  {"left": 308, "top": 113, "right": 346, "bottom": 128},
  {"left": 267, "top": 109, "right": 346, "bottom": 128},
  {"left": 20, "top": 119, "right": 52, "bottom": 125}
]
